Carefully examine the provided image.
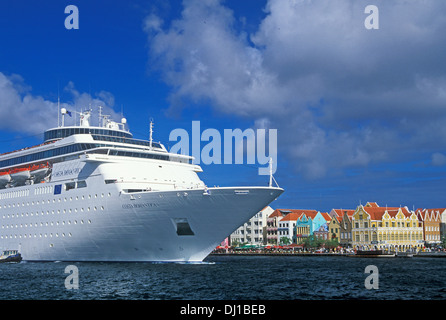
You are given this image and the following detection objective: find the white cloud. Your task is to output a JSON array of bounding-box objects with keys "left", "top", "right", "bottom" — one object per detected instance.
[
  {"left": 0, "top": 73, "right": 119, "bottom": 135},
  {"left": 145, "top": 0, "right": 446, "bottom": 179}
]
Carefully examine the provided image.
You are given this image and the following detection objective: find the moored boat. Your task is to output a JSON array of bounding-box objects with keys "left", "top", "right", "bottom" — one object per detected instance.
[
  {"left": 353, "top": 250, "right": 395, "bottom": 257},
  {"left": 0, "top": 250, "right": 22, "bottom": 263}
]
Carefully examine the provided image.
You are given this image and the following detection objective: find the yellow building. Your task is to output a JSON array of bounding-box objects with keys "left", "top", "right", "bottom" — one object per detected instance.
[
  {"left": 352, "top": 204, "right": 424, "bottom": 252},
  {"left": 328, "top": 216, "right": 341, "bottom": 241}
]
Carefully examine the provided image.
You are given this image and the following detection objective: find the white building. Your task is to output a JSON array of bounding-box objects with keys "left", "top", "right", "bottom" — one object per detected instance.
[{"left": 230, "top": 206, "right": 274, "bottom": 246}]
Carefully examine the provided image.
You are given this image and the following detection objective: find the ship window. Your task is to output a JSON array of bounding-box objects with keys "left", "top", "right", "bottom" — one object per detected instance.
[
  {"left": 77, "top": 180, "right": 87, "bottom": 188},
  {"left": 172, "top": 218, "right": 195, "bottom": 236},
  {"left": 65, "top": 182, "right": 76, "bottom": 191}
]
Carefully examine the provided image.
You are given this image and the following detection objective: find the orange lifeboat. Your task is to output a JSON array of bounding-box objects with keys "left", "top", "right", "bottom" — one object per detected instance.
[
  {"left": 30, "top": 162, "right": 50, "bottom": 182},
  {"left": 10, "top": 166, "right": 31, "bottom": 184},
  {"left": 0, "top": 170, "right": 11, "bottom": 187}
]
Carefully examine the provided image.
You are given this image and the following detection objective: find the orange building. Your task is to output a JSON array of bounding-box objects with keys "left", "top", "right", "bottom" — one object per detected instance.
[{"left": 416, "top": 209, "right": 442, "bottom": 246}]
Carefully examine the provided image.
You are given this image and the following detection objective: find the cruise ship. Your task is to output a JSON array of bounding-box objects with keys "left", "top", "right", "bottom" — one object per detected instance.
[{"left": 0, "top": 108, "right": 283, "bottom": 262}]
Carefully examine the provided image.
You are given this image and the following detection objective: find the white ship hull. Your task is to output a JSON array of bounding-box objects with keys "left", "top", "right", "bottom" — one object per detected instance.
[
  {"left": 0, "top": 112, "right": 283, "bottom": 262},
  {"left": 0, "top": 177, "right": 282, "bottom": 262}
]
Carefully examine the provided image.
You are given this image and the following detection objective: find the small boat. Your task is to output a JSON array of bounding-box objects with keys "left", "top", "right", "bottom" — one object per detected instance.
[
  {"left": 353, "top": 250, "right": 395, "bottom": 258},
  {"left": 10, "top": 167, "right": 31, "bottom": 184},
  {"left": 0, "top": 250, "right": 22, "bottom": 263},
  {"left": 396, "top": 251, "right": 414, "bottom": 258},
  {"left": 30, "top": 163, "right": 50, "bottom": 182},
  {"left": 0, "top": 170, "right": 11, "bottom": 187}
]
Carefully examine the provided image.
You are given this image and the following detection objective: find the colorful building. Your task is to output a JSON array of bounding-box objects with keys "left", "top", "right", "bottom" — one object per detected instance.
[
  {"left": 328, "top": 216, "right": 340, "bottom": 241},
  {"left": 352, "top": 204, "right": 424, "bottom": 252},
  {"left": 277, "top": 209, "right": 318, "bottom": 244},
  {"left": 329, "top": 209, "right": 355, "bottom": 247},
  {"left": 314, "top": 223, "right": 329, "bottom": 240},
  {"left": 416, "top": 208, "right": 442, "bottom": 246},
  {"left": 266, "top": 209, "right": 286, "bottom": 245},
  {"left": 294, "top": 211, "right": 331, "bottom": 244}
]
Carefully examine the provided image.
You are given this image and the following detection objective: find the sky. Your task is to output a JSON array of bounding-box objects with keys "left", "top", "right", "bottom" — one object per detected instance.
[{"left": 1, "top": 0, "right": 446, "bottom": 212}]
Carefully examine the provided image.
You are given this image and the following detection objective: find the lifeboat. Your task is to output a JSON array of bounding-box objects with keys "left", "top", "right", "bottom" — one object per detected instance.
[
  {"left": 30, "top": 163, "right": 50, "bottom": 182},
  {"left": 0, "top": 170, "right": 11, "bottom": 188},
  {"left": 10, "top": 167, "right": 31, "bottom": 184}
]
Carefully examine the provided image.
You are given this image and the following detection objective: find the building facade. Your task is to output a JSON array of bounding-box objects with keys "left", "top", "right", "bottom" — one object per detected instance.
[
  {"left": 352, "top": 205, "right": 424, "bottom": 252},
  {"left": 294, "top": 211, "right": 330, "bottom": 244},
  {"left": 277, "top": 210, "right": 318, "bottom": 244},
  {"left": 230, "top": 206, "right": 274, "bottom": 246},
  {"left": 314, "top": 223, "right": 329, "bottom": 240},
  {"left": 328, "top": 216, "right": 340, "bottom": 241},
  {"left": 329, "top": 209, "right": 355, "bottom": 247},
  {"left": 266, "top": 209, "right": 286, "bottom": 245},
  {"left": 417, "top": 208, "right": 442, "bottom": 246}
]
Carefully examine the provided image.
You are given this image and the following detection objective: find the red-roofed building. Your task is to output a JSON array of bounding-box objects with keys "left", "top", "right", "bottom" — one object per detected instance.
[
  {"left": 416, "top": 208, "right": 442, "bottom": 246},
  {"left": 277, "top": 209, "right": 318, "bottom": 244},
  {"left": 352, "top": 204, "right": 423, "bottom": 252},
  {"left": 266, "top": 209, "right": 287, "bottom": 245},
  {"left": 338, "top": 209, "right": 355, "bottom": 247}
]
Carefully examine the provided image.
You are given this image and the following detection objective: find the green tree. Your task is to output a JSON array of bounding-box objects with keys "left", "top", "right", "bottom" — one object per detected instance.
[
  {"left": 279, "top": 237, "right": 291, "bottom": 245},
  {"left": 302, "top": 235, "right": 322, "bottom": 249}
]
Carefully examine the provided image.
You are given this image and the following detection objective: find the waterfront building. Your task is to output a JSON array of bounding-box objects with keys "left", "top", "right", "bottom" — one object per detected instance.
[
  {"left": 277, "top": 209, "right": 318, "bottom": 244},
  {"left": 230, "top": 206, "right": 274, "bottom": 246},
  {"left": 439, "top": 208, "right": 446, "bottom": 238},
  {"left": 313, "top": 223, "right": 329, "bottom": 240},
  {"left": 352, "top": 204, "right": 424, "bottom": 252},
  {"left": 338, "top": 210, "right": 355, "bottom": 247},
  {"left": 266, "top": 209, "right": 286, "bottom": 245},
  {"left": 416, "top": 209, "right": 442, "bottom": 246},
  {"left": 294, "top": 211, "right": 330, "bottom": 244},
  {"left": 328, "top": 216, "right": 340, "bottom": 241}
]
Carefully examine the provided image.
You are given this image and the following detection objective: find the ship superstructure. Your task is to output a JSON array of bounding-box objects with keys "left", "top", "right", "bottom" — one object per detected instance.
[{"left": 0, "top": 108, "right": 283, "bottom": 262}]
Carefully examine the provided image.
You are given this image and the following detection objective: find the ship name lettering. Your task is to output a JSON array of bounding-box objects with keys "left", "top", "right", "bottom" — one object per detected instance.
[
  {"left": 53, "top": 168, "right": 81, "bottom": 177},
  {"left": 122, "top": 203, "right": 159, "bottom": 209}
]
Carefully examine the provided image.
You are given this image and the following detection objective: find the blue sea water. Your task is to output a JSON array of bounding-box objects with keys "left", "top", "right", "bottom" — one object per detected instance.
[{"left": 0, "top": 255, "right": 445, "bottom": 300}]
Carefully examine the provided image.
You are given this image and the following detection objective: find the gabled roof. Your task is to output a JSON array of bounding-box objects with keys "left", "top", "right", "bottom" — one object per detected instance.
[
  {"left": 361, "top": 206, "right": 411, "bottom": 220},
  {"left": 279, "top": 209, "right": 319, "bottom": 222},
  {"left": 281, "top": 212, "right": 304, "bottom": 222},
  {"left": 331, "top": 209, "right": 355, "bottom": 217},
  {"left": 269, "top": 209, "right": 285, "bottom": 218},
  {"left": 416, "top": 208, "right": 442, "bottom": 222},
  {"left": 320, "top": 212, "right": 332, "bottom": 221},
  {"left": 365, "top": 202, "right": 379, "bottom": 207}
]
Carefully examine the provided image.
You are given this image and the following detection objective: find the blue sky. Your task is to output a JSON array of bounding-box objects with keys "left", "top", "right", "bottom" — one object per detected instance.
[{"left": 1, "top": 0, "right": 446, "bottom": 212}]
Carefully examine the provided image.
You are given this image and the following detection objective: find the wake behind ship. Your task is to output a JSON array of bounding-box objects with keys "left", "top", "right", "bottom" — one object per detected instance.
[{"left": 0, "top": 108, "right": 283, "bottom": 262}]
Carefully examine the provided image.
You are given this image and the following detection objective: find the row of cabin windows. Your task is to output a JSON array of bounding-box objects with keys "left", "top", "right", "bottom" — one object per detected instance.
[
  {"left": 1, "top": 143, "right": 174, "bottom": 170},
  {"left": 1, "top": 191, "right": 111, "bottom": 213},
  {"left": 2, "top": 217, "right": 96, "bottom": 229},
  {"left": 92, "top": 135, "right": 162, "bottom": 149},
  {"left": 44, "top": 127, "right": 132, "bottom": 141},
  {"left": 1, "top": 233, "right": 73, "bottom": 240},
  {"left": 2, "top": 204, "right": 104, "bottom": 219},
  {"left": 0, "top": 143, "right": 105, "bottom": 168}
]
